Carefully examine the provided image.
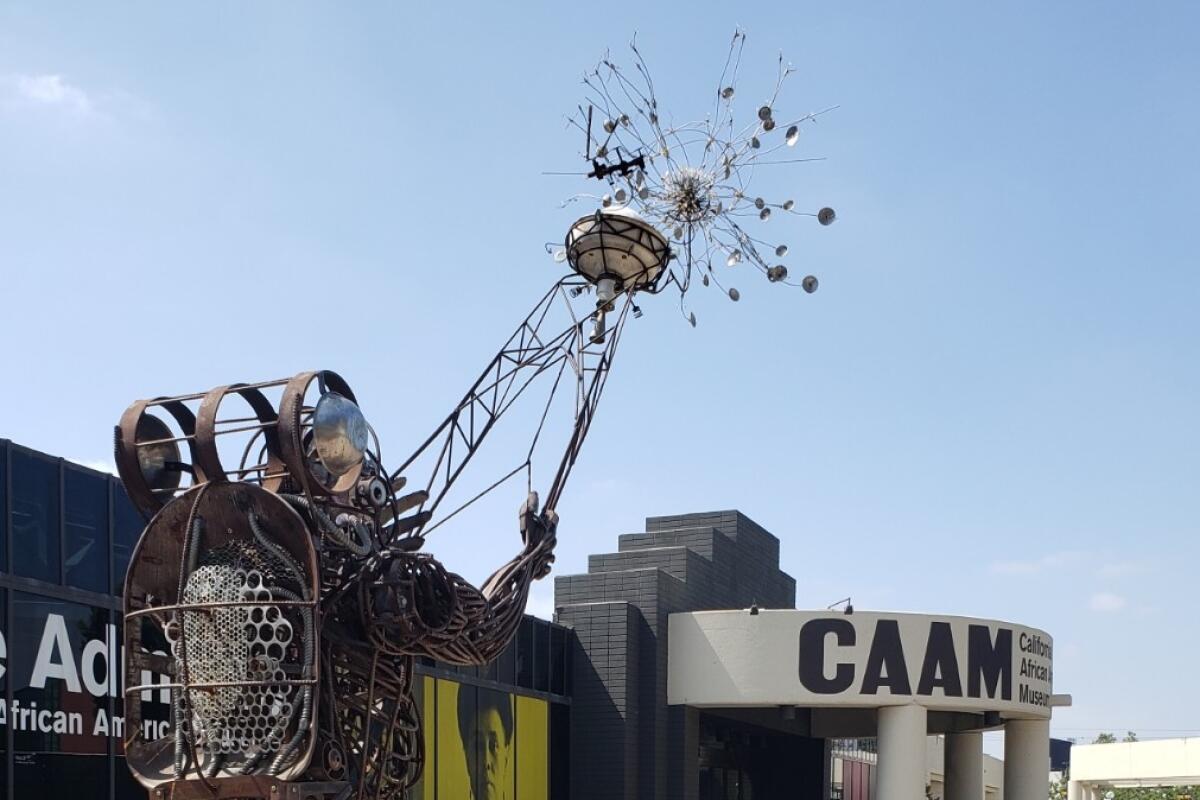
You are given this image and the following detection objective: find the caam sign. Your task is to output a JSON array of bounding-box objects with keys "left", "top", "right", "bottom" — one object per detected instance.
[{"left": 667, "top": 610, "right": 1053, "bottom": 719}]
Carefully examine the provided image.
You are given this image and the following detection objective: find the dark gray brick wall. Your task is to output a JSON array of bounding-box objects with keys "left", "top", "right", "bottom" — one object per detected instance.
[{"left": 555, "top": 509, "right": 796, "bottom": 800}]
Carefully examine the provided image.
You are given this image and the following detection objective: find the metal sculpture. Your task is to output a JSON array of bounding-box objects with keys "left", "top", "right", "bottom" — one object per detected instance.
[
  {"left": 551, "top": 29, "right": 836, "bottom": 324},
  {"left": 115, "top": 30, "right": 835, "bottom": 800}
]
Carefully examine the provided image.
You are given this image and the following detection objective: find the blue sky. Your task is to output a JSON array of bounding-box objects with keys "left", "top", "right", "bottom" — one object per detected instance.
[{"left": 2, "top": 2, "right": 1198, "bottom": 748}]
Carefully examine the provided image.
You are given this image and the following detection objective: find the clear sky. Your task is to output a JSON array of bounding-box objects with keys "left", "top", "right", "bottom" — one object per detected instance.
[{"left": 2, "top": 2, "right": 1198, "bottom": 749}]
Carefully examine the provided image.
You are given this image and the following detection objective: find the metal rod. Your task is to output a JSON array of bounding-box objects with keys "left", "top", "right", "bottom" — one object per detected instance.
[
  {"left": 125, "top": 678, "right": 319, "bottom": 695},
  {"left": 127, "top": 598, "right": 317, "bottom": 618}
]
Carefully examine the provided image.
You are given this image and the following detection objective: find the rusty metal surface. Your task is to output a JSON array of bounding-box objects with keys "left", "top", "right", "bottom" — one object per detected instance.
[
  {"left": 123, "top": 482, "right": 321, "bottom": 789},
  {"left": 116, "top": 281, "right": 597, "bottom": 798},
  {"left": 152, "top": 776, "right": 351, "bottom": 800}
]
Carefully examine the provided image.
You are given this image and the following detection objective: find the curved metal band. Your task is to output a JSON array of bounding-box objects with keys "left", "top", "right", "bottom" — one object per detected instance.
[
  {"left": 195, "top": 383, "right": 285, "bottom": 489},
  {"left": 277, "top": 370, "right": 359, "bottom": 498},
  {"left": 115, "top": 397, "right": 201, "bottom": 518}
]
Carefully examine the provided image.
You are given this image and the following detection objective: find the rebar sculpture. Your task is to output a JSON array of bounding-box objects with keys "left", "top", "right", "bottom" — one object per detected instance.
[{"left": 116, "top": 30, "right": 835, "bottom": 800}]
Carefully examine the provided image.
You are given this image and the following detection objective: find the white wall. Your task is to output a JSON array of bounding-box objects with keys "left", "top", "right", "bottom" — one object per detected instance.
[{"left": 1072, "top": 738, "right": 1200, "bottom": 786}]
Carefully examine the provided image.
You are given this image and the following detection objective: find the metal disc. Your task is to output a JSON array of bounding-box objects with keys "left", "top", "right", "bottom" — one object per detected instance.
[
  {"left": 135, "top": 414, "right": 182, "bottom": 496},
  {"left": 312, "top": 392, "right": 368, "bottom": 478}
]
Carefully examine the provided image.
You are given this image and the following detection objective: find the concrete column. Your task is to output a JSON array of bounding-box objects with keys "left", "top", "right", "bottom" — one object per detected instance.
[
  {"left": 1004, "top": 719, "right": 1050, "bottom": 800},
  {"left": 945, "top": 731, "right": 984, "bottom": 800},
  {"left": 1066, "top": 780, "right": 1083, "bottom": 800},
  {"left": 878, "top": 705, "right": 928, "bottom": 800}
]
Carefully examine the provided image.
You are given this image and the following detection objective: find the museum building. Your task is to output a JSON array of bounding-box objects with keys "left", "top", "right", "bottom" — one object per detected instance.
[{"left": 0, "top": 438, "right": 1062, "bottom": 799}]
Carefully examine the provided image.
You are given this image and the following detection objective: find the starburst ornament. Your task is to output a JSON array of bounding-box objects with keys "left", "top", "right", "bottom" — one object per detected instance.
[{"left": 560, "top": 30, "right": 837, "bottom": 320}]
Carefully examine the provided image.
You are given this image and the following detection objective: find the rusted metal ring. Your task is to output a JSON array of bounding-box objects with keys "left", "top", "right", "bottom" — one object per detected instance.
[
  {"left": 277, "top": 370, "right": 360, "bottom": 497},
  {"left": 115, "top": 397, "right": 201, "bottom": 518},
  {"left": 195, "top": 383, "right": 285, "bottom": 489}
]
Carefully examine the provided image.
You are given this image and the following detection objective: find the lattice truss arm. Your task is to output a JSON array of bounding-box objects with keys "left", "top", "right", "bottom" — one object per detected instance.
[
  {"left": 387, "top": 274, "right": 633, "bottom": 545},
  {"left": 340, "top": 275, "right": 633, "bottom": 671},
  {"left": 554, "top": 29, "right": 838, "bottom": 321}
]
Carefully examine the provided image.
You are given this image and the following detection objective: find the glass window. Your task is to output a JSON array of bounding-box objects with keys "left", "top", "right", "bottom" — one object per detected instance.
[
  {"left": 0, "top": 588, "right": 7, "bottom": 744},
  {"left": 14, "top": 752, "right": 108, "bottom": 797},
  {"left": 64, "top": 467, "right": 109, "bottom": 594},
  {"left": 550, "top": 703, "right": 570, "bottom": 800},
  {"left": 516, "top": 617, "right": 533, "bottom": 689},
  {"left": 494, "top": 636, "right": 516, "bottom": 687},
  {"left": 11, "top": 592, "right": 112, "bottom": 754},
  {"left": 532, "top": 620, "right": 548, "bottom": 693},
  {"left": 549, "top": 625, "right": 566, "bottom": 696},
  {"left": 0, "top": 440, "right": 9, "bottom": 572},
  {"left": 116, "top": 757, "right": 146, "bottom": 800},
  {"left": 11, "top": 449, "right": 60, "bottom": 584},
  {"left": 112, "top": 486, "right": 144, "bottom": 595}
]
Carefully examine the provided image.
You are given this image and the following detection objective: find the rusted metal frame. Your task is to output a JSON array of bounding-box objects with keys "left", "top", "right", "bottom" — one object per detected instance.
[
  {"left": 391, "top": 287, "right": 594, "bottom": 539},
  {"left": 277, "top": 370, "right": 358, "bottom": 498},
  {"left": 418, "top": 350, "right": 571, "bottom": 529},
  {"left": 126, "top": 677, "right": 320, "bottom": 694},
  {"left": 390, "top": 278, "right": 570, "bottom": 482},
  {"left": 418, "top": 462, "right": 529, "bottom": 538},
  {"left": 434, "top": 330, "right": 577, "bottom": 459},
  {"left": 139, "top": 378, "right": 292, "bottom": 407},
  {"left": 153, "top": 776, "right": 351, "bottom": 800},
  {"left": 484, "top": 344, "right": 574, "bottom": 412},
  {"left": 195, "top": 379, "right": 282, "bottom": 484},
  {"left": 494, "top": 329, "right": 573, "bottom": 411},
  {"left": 126, "top": 598, "right": 317, "bottom": 618},
  {"left": 135, "top": 433, "right": 197, "bottom": 446},
  {"left": 121, "top": 482, "right": 322, "bottom": 791},
  {"left": 544, "top": 297, "right": 632, "bottom": 512},
  {"left": 174, "top": 483, "right": 216, "bottom": 789},
  {"left": 354, "top": 652, "right": 379, "bottom": 800},
  {"left": 116, "top": 397, "right": 201, "bottom": 516},
  {"left": 524, "top": 354, "right": 571, "bottom": 466}
]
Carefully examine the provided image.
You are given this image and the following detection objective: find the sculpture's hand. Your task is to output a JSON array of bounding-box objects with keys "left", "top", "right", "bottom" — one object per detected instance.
[{"left": 519, "top": 491, "right": 558, "bottom": 579}]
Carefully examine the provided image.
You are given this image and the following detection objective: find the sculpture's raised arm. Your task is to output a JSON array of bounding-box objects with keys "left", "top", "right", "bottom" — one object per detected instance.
[{"left": 355, "top": 492, "right": 558, "bottom": 665}]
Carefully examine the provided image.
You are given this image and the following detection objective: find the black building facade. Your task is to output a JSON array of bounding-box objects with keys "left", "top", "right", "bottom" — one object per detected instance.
[{"left": 556, "top": 510, "right": 826, "bottom": 800}]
